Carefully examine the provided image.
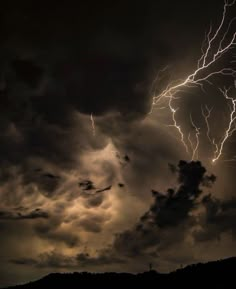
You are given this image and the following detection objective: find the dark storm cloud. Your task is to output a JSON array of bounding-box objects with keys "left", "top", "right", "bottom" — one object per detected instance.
[
  {"left": 0, "top": 0, "right": 225, "bottom": 192},
  {"left": 113, "top": 161, "right": 216, "bottom": 256},
  {"left": 142, "top": 160, "right": 215, "bottom": 229},
  {"left": 0, "top": 208, "right": 49, "bottom": 220},
  {"left": 0, "top": 47, "right": 148, "bottom": 195},
  {"left": 144, "top": 160, "right": 215, "bottom": 228},
  {"left": 1, "top": 0, "right": 235, "bottom": 286},
  {"left": 0, "top": 0, "right": 155, "bottom": 144},
  {"left": 111, "top": 160, "right": 236, "bottom": 258}
]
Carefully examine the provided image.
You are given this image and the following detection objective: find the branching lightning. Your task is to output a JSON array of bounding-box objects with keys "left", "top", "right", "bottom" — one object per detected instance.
[
  {"left": 212, "top": 87, "right": 236, "bottom": 162},
  {"left": 189, "top": 114, "right": 200, "bottom": 160},
  {"left": 150, "top": 0, "right": 236, "bottom": 163},
  {"left": 201, "top": 104, "right": 213, "bottom": 143},
  {"left": 201, "top": 105, "right": 221, "bottom": 159}
]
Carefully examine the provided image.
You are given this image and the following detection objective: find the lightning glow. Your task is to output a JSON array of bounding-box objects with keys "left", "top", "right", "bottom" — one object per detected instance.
[{"left": 150, "top": 0, "right": 236, "bottom": 163}]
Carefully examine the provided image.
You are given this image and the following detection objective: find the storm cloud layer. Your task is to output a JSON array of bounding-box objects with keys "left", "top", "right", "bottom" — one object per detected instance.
[
  {"left": 8, "top": 161, "right": 236, "bottom": 275},
  {"left": 0, "top": 0, "right": 236, "bottom": 287}
]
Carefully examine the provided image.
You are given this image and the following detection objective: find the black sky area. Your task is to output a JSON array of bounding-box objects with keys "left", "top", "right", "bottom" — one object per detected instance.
[{"left": 0, "top": 0, "right": 236, "bottom": 287}]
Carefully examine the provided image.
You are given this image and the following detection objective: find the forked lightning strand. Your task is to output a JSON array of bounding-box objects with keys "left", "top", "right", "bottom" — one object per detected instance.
[
  {"left": 150, "top": 0, "right": 236, "bottom": 163},
  {"left": 212, "top": 88, "right": 236, "bottom": 162},
  {"left": 189, "top": 114, "right": 200, "bottom": 160},
  {"left": 201, "top": 105, "right": 213, "bottom": 143}
]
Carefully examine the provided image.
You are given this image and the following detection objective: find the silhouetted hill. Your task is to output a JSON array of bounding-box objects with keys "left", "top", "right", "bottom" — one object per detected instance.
[{"left": 3, "top": 257, "right": 236, "bottom": 288}]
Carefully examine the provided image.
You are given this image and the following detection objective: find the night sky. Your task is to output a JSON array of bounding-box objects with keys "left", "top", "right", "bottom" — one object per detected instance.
[{"left": 0, "top": 0, "right": 236, "bottom": 286}]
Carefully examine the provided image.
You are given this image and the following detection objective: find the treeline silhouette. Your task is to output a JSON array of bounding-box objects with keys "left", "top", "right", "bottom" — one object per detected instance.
[{"left": 4, "top": 257, "right": 236, "bottom": 288}]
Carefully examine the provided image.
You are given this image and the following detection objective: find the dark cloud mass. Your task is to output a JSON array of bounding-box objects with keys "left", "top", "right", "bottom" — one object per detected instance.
[
  {"left": 113, "top": 161, "right": 236, "bottom": 257},
  {"left": 0, "top": 0, "right": 236, "bottom": 287}
]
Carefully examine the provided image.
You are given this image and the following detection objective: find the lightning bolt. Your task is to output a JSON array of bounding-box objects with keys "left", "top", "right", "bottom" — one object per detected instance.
[
  {"left": 168, "top": 105, "right": 189, "bottom": 154},
  {"left": 201, "top": 104, "right": 213, "bottom": 143},
  {"left": 188, "top": 132, "right": 194, "bottom": 156},
  {"left": 150, "top": 0, "right": 236, "bottom": 162},
  {"left": 90, "top": 113, "right": 96, "bottom": 136},
  {"left": 189, "top": 114, "right": 200, "bottom": 160},
  {"left": 212, "top": 87, "right": 236, "bottom": 162},
  {"left": 201, "top": 105, "right": 220, "bottom": 156}
]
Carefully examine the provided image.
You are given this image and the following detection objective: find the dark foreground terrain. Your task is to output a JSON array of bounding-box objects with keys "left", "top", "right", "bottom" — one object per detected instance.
[{"left": 4, "top": 257, "right": 236, "bottom": 288}]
